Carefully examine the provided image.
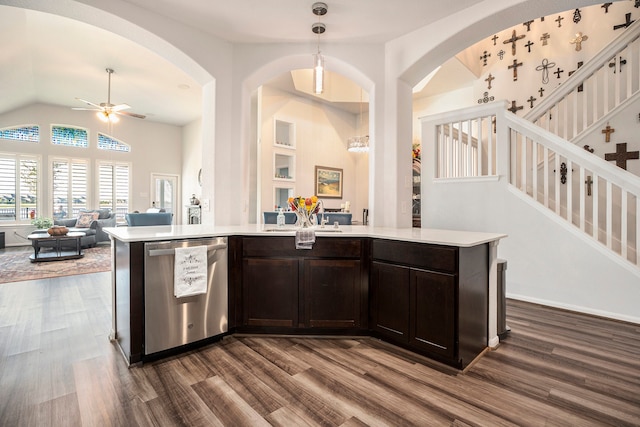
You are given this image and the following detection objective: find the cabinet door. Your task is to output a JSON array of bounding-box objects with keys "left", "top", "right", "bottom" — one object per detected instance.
[
  {"left": 304, "top": 259, "right": 361, "bottom": 328},
  {"left": 409, "top": 269, "right": 455, "bottom": 359},
  {"left": 243, "top": 258, "right": 298, "bottom": 327},
  {"left": 370, "top": 262, "right": 410, "bottom": 343}
]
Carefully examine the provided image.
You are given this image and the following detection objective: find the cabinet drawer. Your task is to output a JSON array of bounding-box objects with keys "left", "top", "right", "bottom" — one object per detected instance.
[
  {"left": 243, "top": 237, "right": 361, "bottom": 258},
  {"left": 372, "top": 239, "right": 457, "bottom": 273}
]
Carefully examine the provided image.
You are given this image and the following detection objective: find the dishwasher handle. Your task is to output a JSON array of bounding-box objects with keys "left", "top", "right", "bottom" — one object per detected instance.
[{"left": 148, "top": 243, "right": 227, "bottom": 257}]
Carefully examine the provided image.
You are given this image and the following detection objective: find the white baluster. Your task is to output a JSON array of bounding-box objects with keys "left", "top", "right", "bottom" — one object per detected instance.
[
  {"left": 532, "top": 139, "right": 538, "bottom": 202},
  {"left": 554, "top": 154, "right": 560, "bottom": 215},
  {"left": 543, "top": 146, "right": 549, "bottom": 208},
  {"left": 567, "top": 160, "right": 573, "bottom": 224},
  {"left": 606, "top": 180, "right": 613, "bottom": 249},
  {"left": 622, "top": 189, "right": 628, "bottom": 260},
  {"left": 579, "top": 167, "right": 585, "bottom": 232},
  {"left": 593, "top": 174, "right": 599, "bottom": 241}
]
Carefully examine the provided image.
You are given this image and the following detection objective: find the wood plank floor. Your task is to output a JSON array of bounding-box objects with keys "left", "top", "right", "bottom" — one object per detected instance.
[{"left": 0, "top": 272, "right": 639, "bottom": 426}]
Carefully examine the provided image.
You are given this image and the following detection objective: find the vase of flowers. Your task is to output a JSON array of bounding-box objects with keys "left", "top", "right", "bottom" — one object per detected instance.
[{"left": 288, "top": 196, "right": 321, "bottom": 228}]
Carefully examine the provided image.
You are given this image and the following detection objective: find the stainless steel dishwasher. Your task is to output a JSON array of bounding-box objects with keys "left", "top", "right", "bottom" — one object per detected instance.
[{"left": 144, "top": 237, "right": 227, "bottom": 355}]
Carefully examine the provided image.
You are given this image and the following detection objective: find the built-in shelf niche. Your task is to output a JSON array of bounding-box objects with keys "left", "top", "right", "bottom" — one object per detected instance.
[
  {"left": 274, "top": 152, "right": 295, "bottom": 181},
  {"left": 274, "top": 119, "right": 295, "bottom": 149},
  {"left": 274, "top": 186, "right": 294, "bottom": 210}
]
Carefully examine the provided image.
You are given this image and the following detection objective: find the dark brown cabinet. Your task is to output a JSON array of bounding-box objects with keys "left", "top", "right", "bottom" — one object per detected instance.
[
  {"left": 237, "top": 237, "right": 367, "bottom": 332},
  {"left": 371, "top": 239, "right": 488, "bottom": 368}
]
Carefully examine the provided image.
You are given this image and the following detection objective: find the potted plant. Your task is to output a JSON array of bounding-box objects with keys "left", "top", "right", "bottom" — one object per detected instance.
[{"left": 31, "top": 216, "right": 53, "bottom": 229}]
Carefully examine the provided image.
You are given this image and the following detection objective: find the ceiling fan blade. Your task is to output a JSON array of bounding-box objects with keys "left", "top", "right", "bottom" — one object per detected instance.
[
  {"left": 72, "top": 107, "right": 101, "bottom": 111},
  {"left": 75, "top": 97, "right": 103, "bottom": 109},
  {"left": 111, "top": 103, "right": 131, "bottom": 112},
  {"left": 117, "top": 111, "right": 146, "bottom": 119}
]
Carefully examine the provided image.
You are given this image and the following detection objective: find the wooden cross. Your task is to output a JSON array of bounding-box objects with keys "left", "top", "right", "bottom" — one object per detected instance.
[
  {"left": 573, "top": 8, "right": 582, "bottom": 24},
  {"left": 539, "top": 87, "right": 545, "bottom": 97},
  {"left": 555, "top": 15, "right": 564, "bottom": 27},
  {"left": 507, "top": 100, "right": 523, "bottom": 114},
  {"left": 614, "top": 13, "right": 635, "bottom": 30},
  {"left": 485, "top": 73, "right": 495, "bottom": 90},
  {"left": 491, "top": 34, "right": 499, "bottom": 45},
  {"left": 604, "top": 143, "right": 640, "bottom": 170},
  {"left": 523, "top": 20, "right": 534, "bottom": 31},
  {"left": 540, "top": 33, "right": 550, "bottom": 46},
  {"left": 570, "top": 32, "right": 588, "bottom": 52},
  {"left": 554, "top": 67, "right": 564, "bottom": 79},
  {"left": 508, "top": 59, "right": 523, "bottom": 81},
  {"left": 585, "top": 175, "right": 593, "bottom": 197},
  {"left": 525, "top": 40, "right": 534, "bottom": 53},
  {"left": 602, "top": 3, "right": 612, "bottom": 13},
  {"left": 503, "top": 29, "right": 525, "bottom": 56},
  {"left": 479, "top": 50, "right": 491, "bottom": 66},
  {"left": 601, "top": 124, "right": 615, "bottom": 143},
  {"left": 568, "top": 61, "right": 584, "bottom": 92},
  {"left": 527, "top": 95, "right": 537, "bottom": 108}
]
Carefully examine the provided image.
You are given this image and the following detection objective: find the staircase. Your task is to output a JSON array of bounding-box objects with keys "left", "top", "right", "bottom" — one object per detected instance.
[{"left": 420, "top": 21, "right": 640, "bottom": 273}]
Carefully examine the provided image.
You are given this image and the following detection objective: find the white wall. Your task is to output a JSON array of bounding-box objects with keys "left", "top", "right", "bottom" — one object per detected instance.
[
  {"left": 182, "top": 118, "right": 202, "bottom": 218},
  {"left": 0, "top": 103, "right": 182, "bottom": 245},
  {"left": 259, "top": 86, "right": 369, "bottom": 221}
]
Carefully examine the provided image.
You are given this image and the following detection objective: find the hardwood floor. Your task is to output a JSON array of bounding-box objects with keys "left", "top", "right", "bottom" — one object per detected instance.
[{"left": 1, "top": 273, "right": 639, "bottom": 426}]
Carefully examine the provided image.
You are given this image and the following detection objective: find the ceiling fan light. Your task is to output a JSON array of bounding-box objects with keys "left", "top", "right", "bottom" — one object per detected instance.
[
  {"left": 109, "top": 113, "right": 119, "bottom": 123},
  {"left": 97, "top": 111, "right": 109, "bottom": 122}
]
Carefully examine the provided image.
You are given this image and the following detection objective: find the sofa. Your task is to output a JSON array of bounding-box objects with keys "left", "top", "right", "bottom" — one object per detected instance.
[{"left": 31, "top": 209, "right": 116, "bottom": 251}]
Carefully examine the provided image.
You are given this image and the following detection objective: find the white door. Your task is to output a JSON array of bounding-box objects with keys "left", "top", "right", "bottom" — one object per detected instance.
[{"left": 151, "top": 174, "right": 179, "bottom": 222}]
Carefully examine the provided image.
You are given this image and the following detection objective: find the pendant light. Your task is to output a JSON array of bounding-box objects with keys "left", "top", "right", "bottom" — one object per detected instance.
[
  {"left": 348, "top": 89, "right": 369, "bottom": 152},
  {"left": 312, "top": 2, "right": 327, "bottom": 94}
]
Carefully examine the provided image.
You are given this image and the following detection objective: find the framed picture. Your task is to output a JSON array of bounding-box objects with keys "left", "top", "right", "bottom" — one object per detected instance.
[{"left": 315, "top": 166, "right": 343, "bottom": 199}]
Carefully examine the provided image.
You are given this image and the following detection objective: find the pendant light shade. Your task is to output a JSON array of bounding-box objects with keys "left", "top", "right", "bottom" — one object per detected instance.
[{"left": 311, "top": 3, "right": 327, "bottom": 95}]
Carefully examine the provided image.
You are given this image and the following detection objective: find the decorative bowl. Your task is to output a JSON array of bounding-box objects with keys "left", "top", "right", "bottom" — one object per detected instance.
[{"left": 48, "top": 226, "right": 69, "bottom": 236}]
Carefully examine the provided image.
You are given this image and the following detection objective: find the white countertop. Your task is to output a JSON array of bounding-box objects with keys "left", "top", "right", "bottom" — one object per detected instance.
[{"left": 104, "top": 224, "right": 506, "bottom": 247}]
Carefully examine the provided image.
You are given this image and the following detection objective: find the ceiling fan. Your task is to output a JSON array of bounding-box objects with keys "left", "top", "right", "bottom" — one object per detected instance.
[{"left": 73, "top": 68, "right": 146, "bottom": 123}]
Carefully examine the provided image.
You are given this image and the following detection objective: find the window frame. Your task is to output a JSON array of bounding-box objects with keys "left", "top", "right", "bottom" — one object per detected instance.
[{"left": 0, "top": 153, "right": 41, "bottom": 224}]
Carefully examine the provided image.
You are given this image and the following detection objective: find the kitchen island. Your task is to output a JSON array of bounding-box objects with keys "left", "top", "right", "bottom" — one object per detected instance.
[{"left": 105, "top": 224, "right": 506, "bottom": 368}]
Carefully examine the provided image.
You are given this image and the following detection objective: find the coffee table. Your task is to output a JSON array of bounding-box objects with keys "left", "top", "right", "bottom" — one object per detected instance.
[{"left": 27, "top": 231, "right": 86, "bottom": 262}]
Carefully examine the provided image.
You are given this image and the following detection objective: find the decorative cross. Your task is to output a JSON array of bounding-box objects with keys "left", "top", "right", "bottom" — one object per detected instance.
[
  {"left": 539, "top": 87, "right": 545, "bottom": 97},
  {"left": 540, "top": 33, "right": 550, "bottom": 46},
  {"left": 523, "top": 20, "right": 534, "bottom": 31},
  {"left": 503, "top": 29, "right": 525, "bottom": 56},
  {"left": 508, "top": 59, "right": 523, "bottom": 81},
  {"left": 497, "top": 50, "right": 506, "bottom": 60},
  {"left": 555, "top": 15, "right": 564, "bottom": 28},
  {"left": 508, "top": 100, "right": 524, "bottom": 114},
  {"left": 601, "top": 124, "right": 615, "bottom": 143},
  {"left": 614, "top": 13, "right": 635, "bottom": 30},
  {"left": 585, "top": 175, "right": 593, "bottom": 197},
  {"left": 485, "top": 73, "right": 495, "bottom": 90},
  {"left": 527, "top": 95, "right": 537, "bottom": 108},
  {"left": 636, "top": 0, "right": 640, "bottom": 8},
  {"left": 479, "top": 50, "right": 491, "bottom": 66},
  {"left": 605, "top": 143, "right": 640, "bottom": 170},
  {"left": 568, "top": 61, "right": 584, "bottom": 92},
  {"left": 525, "top": 40, "right": 534, "bottom": 53},
  {"left": 477, "top": 92, "right": 495, "bottom": 104},
  {"left": 609, "top": 57, "right": 627, "bottom": 73},
  {"left": 584, "top": 145, "right": 595, "bottom": 154},
  {"left": 570, "top": 32, "right": 588, "bottom": 52},
  {"left": 536, "top": 58, "right": 556, "bottom": 84},
  {"left": 554, "top": 67, "right": 564, "bottom": 79},
  {"left": 573, "top": 8, "right": 582, "bottom": 24},
  {"left": 602, "top": 3, "right": 612, "bottom": 13},
  {"left": 491, "top": 34, "right": 499, "bottom": 46}
]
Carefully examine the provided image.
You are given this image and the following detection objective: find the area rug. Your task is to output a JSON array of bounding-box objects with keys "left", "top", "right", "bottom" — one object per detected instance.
[{"left": 0, "top": 245, "right": 111, "bottom": 284}]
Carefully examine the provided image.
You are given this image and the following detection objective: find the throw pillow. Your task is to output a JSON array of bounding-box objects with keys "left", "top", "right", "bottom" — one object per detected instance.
[{"left": 76, "top": 211, "right": 99, "bottom": 228}]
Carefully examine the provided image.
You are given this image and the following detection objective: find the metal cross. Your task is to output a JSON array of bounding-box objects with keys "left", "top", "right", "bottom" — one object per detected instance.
[
  {"left": 491, "top": 34, "right": 499, "bottom": 45},
  {"left": 585, "top": 175, "right": 593, "bottom": 197},
  {"left": 540, "top": 33, "right": 550, "bottom": 46},
  {"left": 485, "top": 73, "right": 495, "bottom": 90},
  {"left": 527, "top": 95, "right": 537, "bottom": 108},
  {"left": 609, "top": 57, "right": 627, "bottom": 73},
  {"left": 539, "top": 87, "right": 545, "bottom": 97},
  {"left": 573, "top": 8, "right": 582, "bottom": 24},
  {"left": 535, "top": 58, "right": 556, "bottom": 84},
  {"left": 523, "top": 20, "right": 534, "bottom": 31},
  {"left": 525, "top": 41, "right": 534, "bottom": 53},
  {"left": 601, "top": 124, "right": 615, "bottom": 143},
  {"left": 479, "top": 50, "right": 491, "bottom": 66},
  {"left": 554, "top": 67, "right": 564, "bottom": 79},
  {"left": 497, "top": 50, "right": 506, "bottom": 60},
  {"left": 614, "top": 13, "right": 635, "bottom": 30},
  {"left": 604, "top": 143, "right": 640, "bottom": 170},
  {"left": 555, "top": 15, "right": 564, "bottom": 27},
  {"left": 602, "top": 3, "right": 612, "bottom": 13},
  {"left": 508, "top": 59, "right": 523, "bottom": 81},
  {"left": 503, "top": 29, "right": 525, "bottom": 56},
  {"left": 570, "top": 32, "right": 588, "bottom": 51}
]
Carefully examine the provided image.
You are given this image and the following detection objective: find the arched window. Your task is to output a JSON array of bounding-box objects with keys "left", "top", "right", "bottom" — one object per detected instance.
[
  {"left": 98, "top": 133, "right": 130, "bottom": 152},
  {"left": 51, "top": 125, "right": 88, "bottom": 148},
  {"left": 0, "top": 125, "right": 39, "bottom": 142}
]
